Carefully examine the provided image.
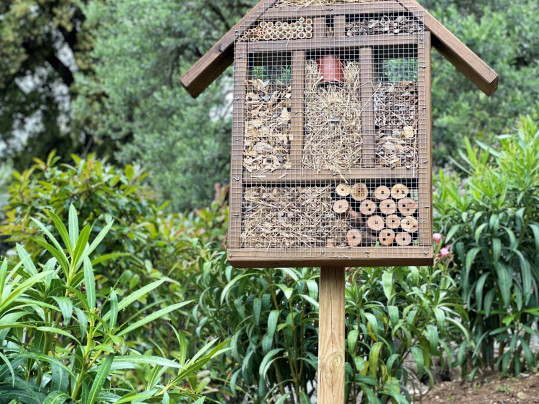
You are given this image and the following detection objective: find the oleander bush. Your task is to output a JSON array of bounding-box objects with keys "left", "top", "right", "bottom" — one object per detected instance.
[
  {"left": 0, "top": 207, "right": 226, "bottom": 403},
  {"left": 435, "top": 117, "right": 539, "bottom": 377}
]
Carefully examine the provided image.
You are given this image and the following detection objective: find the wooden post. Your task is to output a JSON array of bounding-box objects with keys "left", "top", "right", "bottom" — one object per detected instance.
[{"left": 318, "top": 267, "right": 345, "bottom": 404}]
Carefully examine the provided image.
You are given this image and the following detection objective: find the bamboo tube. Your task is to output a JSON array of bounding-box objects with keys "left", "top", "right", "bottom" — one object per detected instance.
[
  {"left": 275, "top": 21, "right": 282, "bottom": 27},
  {"left": 333, "top": 199, "right": 350, "bottom": 215},
  {"left": 263, "top": 33, "right": 272, "bottom": 41},
  {"left": 379, "top": 199, "right": 396, "bottom": 215},
  {"left": 286, "top": 32, "right": 293, "bottom": 39},
  {"left": 396, "top": 232, "right": 412, "bottom": 246},
  {"left": 336, "top": 183, "right": 351, "bottom": 197},
  {"left": 386, "top": 214, "right": 401, "bottom": 229},
  {"left": 398, "top": 198, "right": 418, "bottom": 216},
  {"left": 374, "top": 186, "right": 391, "bottom": 201},
  {"left": 401, "top": 217, "right": 418, "bottom": 233},
  {"left": 359, "top": 199, "right": 376, "bottom": 216},
  {"left": 278, "top": 32, "right": 286, "bottom": 40},
  {"left": 298, "top": 32, "right": 306, "bottom": 39},
  {"left": 351, "top": 183, "right": 368, "bottom": 201},
  {"left": 379, "top": 229, "right": 396, "bottom": 246},
  {"left": 306, "top": 18, "right": 313, "bottom": 25},
  {"left": 306, "top": 32, "right": 313, "bottom": 38},
  {"left": 367, "top": 215, "right": 385, "bottom": 232},
  {"left": 391, "top": 184, "right": 409, "bottom": 199},
  {"left": 347, "top": 229, "right": 362, "bottom": 247}
]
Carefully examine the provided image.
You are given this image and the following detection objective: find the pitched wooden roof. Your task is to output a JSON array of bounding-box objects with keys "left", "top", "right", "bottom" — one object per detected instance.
[{"left": 180, "top": 0, "right": 498, "bottom": 98}]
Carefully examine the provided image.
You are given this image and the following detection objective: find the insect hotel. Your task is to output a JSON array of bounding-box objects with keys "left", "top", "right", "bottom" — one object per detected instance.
[{"left": 181, "top": 0, "right": 498, "bottom": 269}]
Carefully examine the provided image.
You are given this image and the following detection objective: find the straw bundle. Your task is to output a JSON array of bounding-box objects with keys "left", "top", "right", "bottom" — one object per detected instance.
[
  {"left": 243, "top": 79, "right": 292, "bottom": 173},
  {"left": 302, "top": 60, "right": 363, "bottom": 174},
  {"left": 241, "top": 186, "right": 349, "bottom": 248},
  {"left": 373, "top": 81, "right": 418, "bottom": 168}
]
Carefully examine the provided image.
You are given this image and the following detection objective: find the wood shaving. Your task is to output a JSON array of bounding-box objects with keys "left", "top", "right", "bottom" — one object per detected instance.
[
  {"left": 347, "top": 14, "right": 424, "bottom": 36},
  {"left": 303, "top": 60, "right": 363, "bottom": 174},
  {"left": 243, "top": 79, "right": 293, "bottom": 173},
  {"left": 373, "top": 81, "right": 418, "bottom": 168}
]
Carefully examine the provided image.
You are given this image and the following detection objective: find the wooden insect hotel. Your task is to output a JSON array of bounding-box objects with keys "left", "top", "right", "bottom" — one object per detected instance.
[{"left": 181, "top": 0, "right": 498, "bottom": 269}]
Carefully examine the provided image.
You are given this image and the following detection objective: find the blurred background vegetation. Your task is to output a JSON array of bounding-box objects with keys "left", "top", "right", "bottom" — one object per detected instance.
[{"left": 0, "top": 0, "right": 537, "bottom": 403}]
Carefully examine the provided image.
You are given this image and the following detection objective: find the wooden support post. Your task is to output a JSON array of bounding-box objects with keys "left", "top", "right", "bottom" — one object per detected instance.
[{"left": 318, "top": 267, "right": 345, "bottom": 404}]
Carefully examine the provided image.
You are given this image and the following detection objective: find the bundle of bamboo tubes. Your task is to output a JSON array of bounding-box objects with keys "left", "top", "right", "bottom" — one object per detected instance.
[
  {"left": 332, "top": 182, "right": 419, "bottom": 247},
  {"left": 239, "top": 18, "right": 313, "bottom": 42}
]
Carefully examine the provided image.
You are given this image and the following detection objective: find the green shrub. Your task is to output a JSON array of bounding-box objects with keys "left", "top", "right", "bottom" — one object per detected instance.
[
  {"left": 188, "top": 247, "right": 467, "bottom": 403},
  {"left": 0, "top": 207, "right": 226, "bottom": 403},
  {"left": 435, "top": 117, "right": 539, "bottom": 376}
]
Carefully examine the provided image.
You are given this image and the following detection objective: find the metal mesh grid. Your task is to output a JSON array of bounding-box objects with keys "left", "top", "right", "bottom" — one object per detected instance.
[{"left": 229, "top": 0, "right": 432, "bottom": 266}]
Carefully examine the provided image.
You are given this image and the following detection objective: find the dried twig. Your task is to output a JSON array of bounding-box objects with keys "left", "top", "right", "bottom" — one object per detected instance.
[{"left": 347, "top": 14, "right": 424, "bottom": 36}]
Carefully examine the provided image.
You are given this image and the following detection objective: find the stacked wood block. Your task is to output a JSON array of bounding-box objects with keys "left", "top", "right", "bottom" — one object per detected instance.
[
  {"left": 332, "top": 182, "right": 419, "bottom": 247},
  {"left": 239, "top": 19, "right": 313, "bottom": 42},
  {"left": 243, "top": 79, "right": 293, "bottom": 173},
  {"left": 374, "top": 82, "right": 419, "bottom": 168},
  {"left": 346, "top": 15, "right": 424, "bottom": 36}
]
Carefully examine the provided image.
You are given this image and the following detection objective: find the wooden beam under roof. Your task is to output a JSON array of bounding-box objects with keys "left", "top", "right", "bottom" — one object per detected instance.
[{"left": 181, "top": 0, "right": 498, "bottom": 98}]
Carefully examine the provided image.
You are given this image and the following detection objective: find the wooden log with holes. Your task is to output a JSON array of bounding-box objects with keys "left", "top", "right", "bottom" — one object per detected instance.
[
  {"left": 396, "top": 232, "right": 412, "bottom": 246},
  {"left": 386, "top": 214, "right": 401, "bottom": 229},
  {"left": 391, "top": 183, "right": 409, "bottom": 199},
  {"left": 367, "top": 215, "right": 385, "bottom": 232},
  {"left": 398, "top": 198, "right": 418, "bottom": 216},
  {"left": 374, "top": 185, "right": 391, "bottom": 201},
  {"left": 379, "top": 199, "right": 397, "bottom": 215},
  {"left": 379, "top": 228, "right": 396, "bottom": 246},
  {"left": 347, "top": 229, "right": 362, "bottom": 247},
  {"left": 333, "top": 199, "right": 350, "bottom": 215},
  {"left": 351, "top": 183, "right": 368, "bottom": 201},
  {"left": 360, "top": 199, "right": 377, "bottom": 216},
  {"left": 336, "top": 183, "right": 351, "bottom": 197},
  {"left": 401, "top": 216, "right": 419, "bottom": 233}
]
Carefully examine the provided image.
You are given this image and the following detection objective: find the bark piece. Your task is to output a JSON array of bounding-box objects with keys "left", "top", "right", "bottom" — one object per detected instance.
[
  {"left": 396, "top": 232, "right": 412, "bottom": 246},
  {"left": 374, "top": 185, "right": 391, "bottom": 201},
  {"left": 347, "top": 229, "right": 362, "bottom": 247},
  {"left": 379, "top": 229, "right": 396, "bottom": 246},
  {"left": 360, "top": 199, "right": 377, "bottom": 216},
  {"left": 398, "top": 198, "right": 418, "bottom": 216},
  {"left": 391, "top": 183, "right": 409, "bottom": 199},
  {"left": 333, "top": 199, "right": 350, "bottom": 215},
  {"left": 379, "top": 199, "right": 397, "bottom": 215},
  {"left": 336, "top": 183, "right": 351, "bottom": 197},
  {"left": 351, "top": 183, "right": 368, "bottom": 201},
  {"left": 386, "top": 214, "right": 401, "bottom": 229},
  {"left": 367, "top": 215, "right": 385, "bottom": 232},
  {"left": 348, "top": 209, "right": 362, "bottom": 224},
  {"left": 401, "top": 216, "right": 418, "bottom": 233}
]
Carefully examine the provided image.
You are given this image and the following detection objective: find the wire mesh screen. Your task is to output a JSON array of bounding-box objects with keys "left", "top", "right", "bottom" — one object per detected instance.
[{"left": 229, "top": 0, "right": 432, "bottom": 267}]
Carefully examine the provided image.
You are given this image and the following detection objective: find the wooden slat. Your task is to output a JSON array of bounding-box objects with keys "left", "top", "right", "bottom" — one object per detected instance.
[
  {"left": 396, "top": 0, "right": 498, "bottom": 96},
  {"left": 318, "top": 267, "right": 345, "bottom": 404},
  {"left": 334, "top": 15, "right": 347, "bottom": 37},
  {"left": 243, "top": 166, "right": 418, "bottom": 184},
  {"left": 291, "top": 51, "right": 306, "bottom": 169},
  {"left": 263, "top": 2, "right": 407, "bottom": 19},
  {"left": 228, "top": 247, "right": 434, "bottom": 268},
  {"left": 360, "top": 47, "right": 375, "bottom": 167},
  {"left": 246, "top": 34, "right": 418, "bottom": 52},
  {"left": 227, "top": 44, "right": 248, "bottom": 250},
  {"left": 314, "top": 17, "right": 326, "bottom": 38},
  {"left": 180, "top": 0, "right": 277, "bottom": 98}
]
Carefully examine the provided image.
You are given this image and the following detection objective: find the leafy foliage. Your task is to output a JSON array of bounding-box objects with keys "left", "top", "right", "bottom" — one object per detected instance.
[
  {"left": 0, "top": 208, "right": 226, "bottom": 403},
  {"left": 188, "top": 249, "right": 467, "bottom": 403},
  {"left": 435, "top": 117, "right": 539, "bottom": 376}
]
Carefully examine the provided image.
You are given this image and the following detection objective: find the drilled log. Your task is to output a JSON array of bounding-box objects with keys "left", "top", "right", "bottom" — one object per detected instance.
[
  {"left": 398, "top": 198, "right": 418, "bottom": 216},
  {"left": 401, "top": 216, "right": 418, "bottom": 233},
  {"left": 386, "top": 214, "right": 401, "bottom": 229},
  {"left": 391, "top": 183, "right": 409, "bottom": 200},
  {"left": 379, "top": 199, "right": 396, "bottom": 215},
  {"left": 347, "top": 229, "right": 362, "bottom": 247},
  {"left": 374, "top": 185, "right": 391, "bottom": 201},
  {"left": 379, "top": 229, "right": 396, "bottom": 246},
  {"left": 367, "top": 215, "right": 385, "bottom": 232},
  {"left": 336, "top": 183, "right": 351, "bottom": 197},
  {"left": 396, "top": 232, "right": 412, "bottom": 246},
  {"left": 333, "top": 199, "right": 350, "bottom": 215},
  {"left": 359, "top": 199, "right": 377, "bottom": 216},
  {"left": 351, "top": 183, "right": 368, "bottom": 201}
]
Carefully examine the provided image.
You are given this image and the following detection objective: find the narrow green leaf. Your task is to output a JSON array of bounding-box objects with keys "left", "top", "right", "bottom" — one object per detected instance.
[
  {"left": 72, "top": 225, "right": 91, "bottom": 268},
  {"left": 43, "top": 391, "right": 70, "bottom": 404},
  {"left": 77, "top": 221, "right": 113, "bottom": 269},
  {"left": 0, "top": 352, "right": 15, "bottom": 384},
  {"left": 52, "top": 297, "right": 73, "bottom": 325},
  {"left": 411, "top": 346, "right": 425, "bottom": 377},
  {"left": 47, "top": 210, "right": 72, "bottom": 252},
  {"left": 33, "top": 237, "right": 70, "bottom": 275},
  {"left": 368, "top": 342, "right": 383, "bottom": 378},
  {"left": 382, "top": 271, "right": 393, "bottom": 300},
  {"left": 0, "top": 271, "right": 51, "bottom": 315},
  {"left": 112, "top": 355, "right": 181, "bottom": 369},
  {"left": 88, "top": 354, "right": 114, "bottom": 404},
  {"left": 475, "top": 273, "right": 490, "bottom": 311},
  {"left": 220, "top": 273, "right": 252, "bottom": 304},
  {"left": 347, "top": 329, "right": 359, "bottom": 354},
  {"left": 0, "top": 260, "right": 8, "bottom": 297},
  {"left": 492, "top": 238, "right": 501, "bottom": 264},
  {"left": 68, "top": 204, "right": 79, "bottom": 247},
  {"left": 117, "top": 301, "right": 190, "bottom": 337},
  {"left": 51, "top": 363, "right": 69, "bottom": 392},
  {"left": 495, "top": 263, "right": 512, "bottom": 307},
  {"left": 465, "top": 247, "right": 481, "bottom": 272},
  {"left": 109, "top": 290, "right": 118, "bottom": 330},
  {"left": 253, "top": 297, "right": 261, "bottom": 325},
  {"left": 16, "top": 244, "right": 38, "bottom": 276},
  {"left": 84, "top": 257, "right": 96, "bottom": 310},
  {"left": 529, "top": 223, "right": 539, "bottom": 252},
  {"left": 259, "top": 348, "right": 282, "bottom": 378}
]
